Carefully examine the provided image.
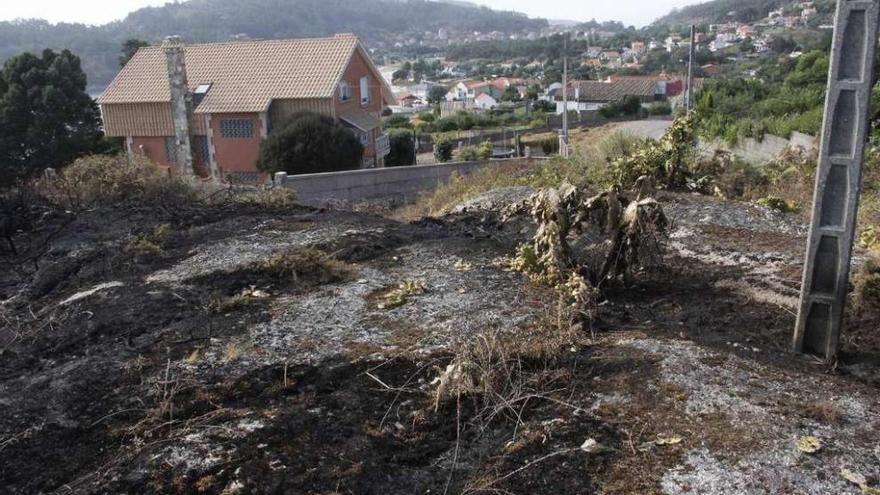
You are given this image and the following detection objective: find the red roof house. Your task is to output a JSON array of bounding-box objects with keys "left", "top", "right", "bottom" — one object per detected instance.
[{"left": 98, "top": 34, "right": 396, "bottom": 181}]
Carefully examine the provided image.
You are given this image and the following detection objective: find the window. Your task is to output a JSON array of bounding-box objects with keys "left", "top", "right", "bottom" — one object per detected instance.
[
  {"left": 339, "top": 81, "right": 351, "bottom": 102},
  {"left": 193, "top": 83, "right": 211, "bottom": 107},
  {"left": 360, "top": 130, "right": 370, "bottom": 146},
  {"left": 220, "top": 119, "right": 254, "bottom": 139},
  {"left": 360, "top": 76, "right": 370, "bottom": 105}
]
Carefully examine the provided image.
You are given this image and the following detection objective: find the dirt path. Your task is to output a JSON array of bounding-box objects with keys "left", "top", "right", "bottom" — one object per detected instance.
[{"left": 0, "top": 191, "right": 878, "bottom": 494}]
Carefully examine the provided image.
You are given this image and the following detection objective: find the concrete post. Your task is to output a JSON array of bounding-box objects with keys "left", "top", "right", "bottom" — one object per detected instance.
[
  {"left": 162, "top": 36, "right": 194, "bottom": 176},
  {"left": 793, "top": 0, "right": 880, "bottom": 360},
  {"left": 274, "top": 171, "right": 288, "bottom": 184}
]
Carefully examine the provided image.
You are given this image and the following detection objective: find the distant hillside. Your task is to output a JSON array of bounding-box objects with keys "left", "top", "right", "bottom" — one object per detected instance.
[
  {"left": 655, "top": 0, "right": 789, "bottom": 25},
  {"left": 0, "top": 0, "right": 547, "bottom": 93}
]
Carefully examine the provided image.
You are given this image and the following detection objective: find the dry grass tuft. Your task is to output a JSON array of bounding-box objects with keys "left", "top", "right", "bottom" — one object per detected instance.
[
  {"left": 126, "top": 223, "right": 172, "bottom": 259},
  {"left": 255, "top": 248, "right": 356, "bottom": 286},
  {"left": 213, "top": 185, "right": 297, "bottom": 209},
  {"left": 434, "top": 298, "right": 585, "bottom": 423},
  {"left": 800, "top": 400, "right": 842, "bottom": 424}
]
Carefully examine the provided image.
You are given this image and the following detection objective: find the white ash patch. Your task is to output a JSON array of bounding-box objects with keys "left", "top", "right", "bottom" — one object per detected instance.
[
  {"left": 664, "top": 197, "right": 806, "bottom": 236},
  {"left": 450, "top": 186, "right": 535, "bottom": 214},
  {"left": 188, "top": 240, "right": 536, "bottom": 368},
  {"left": 621, "top": 338, "right": 880, "bottom": 495},
  {"left": 662, "top": 448, "right": 855, "bottom": 495},
  {"left": 146, "top": 222, "right": 393, "bottom": 284},
  {"left": 626, "top": 338, "right": 769, "bottom": 420},
  {"left": 154, "top": 433, "right": 228, "bottom": 472},
  {"left": 669, "top": 223, "right": 801, "bottom": 308},
  {"left": 59, "top": 281, "right": 124, "bottom": 306},
  {"left": 247, "top": 268, "right": 390, "bottom": 362}
]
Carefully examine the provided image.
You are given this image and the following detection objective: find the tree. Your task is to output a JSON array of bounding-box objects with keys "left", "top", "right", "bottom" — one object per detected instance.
[
  {"left": 599, "top": 95, "right": 643, "bottom": 118},
  {"left": 532, "top": 99, "right": 555, "bottom": 113},
  {"left": 526, "top": 83, "right": 540, "bottom": 100},
  {"left": 434, "top": 140, "right": 453, "bottom": 163},
  {"left": 119, "top": 39, "right": 150, "bottom": 67},
  {"left": 392, "top": 68, "right": 410, "bottom": 82},
  {"left": 256, "top": 112, "right": 363, "bottom": 175},
  {"left": 0, "top": 49, "right": 103, "bottom": 188},
  {"left": 385, "top": 129, "right": 415, "bottom": 167},
  {"left": 501, "top": 85, "right": 522, "bottom": 102},
  {"left": 427, "top": 85, "right": 448, "bottom": 104}
]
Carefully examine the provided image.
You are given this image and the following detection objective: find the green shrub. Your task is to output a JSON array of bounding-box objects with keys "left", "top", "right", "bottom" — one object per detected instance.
[
  {"left": 434, "top": 117, "right": 459, "bottom": 132},
  {"left": 383, "top": 115, "right": 412, "bottom": 129},
  {"left": 599, "top": 95, "right": 643, "bottom": 118},
  {"left": 257, "top": 112, "right": 363, "bottom": 175},
  {"left": 417, "top": 111, "right": 436, "bottom": 123},
  {"left": 459, "top": 145, "right": 480, "bottom": 161},
  {"left": 529, "top": 117, "right": 548, "bottom": 128},
  {"left": 647, "top": 102, "right": 672, "bottom": 116},
  {"left": 539, "top": 137, "right": 560, "bottom": 155},
  {"left": 477, "top": 141, "right": 494, "bottom": 160},
  {"left": 434, "top": 140, "right": 454, "bottom": 162},
  {"left": 386, "top": 129, "right": 416, "bottom": 167},
  {"left": 612, "top": 115, "right": 697, "bottom": 189}
]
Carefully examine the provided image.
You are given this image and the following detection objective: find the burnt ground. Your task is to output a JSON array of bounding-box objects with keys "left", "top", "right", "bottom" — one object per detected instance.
[{"left": 1, "top": 190, "right": 879, "bottom": 494}]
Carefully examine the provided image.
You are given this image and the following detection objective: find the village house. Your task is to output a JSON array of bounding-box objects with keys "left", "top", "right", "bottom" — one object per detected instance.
[
  {"left": 556, "top": 78, "right": 660, "bottom": 113},
  {"left": 444, "top": 77, "right": 525, "bottom": 104},
  {"left": 473, "top": 92, "right": 498, "bottom": 110},
  {"left": 97, "top": 34, "right": 395, "bottom": 181}
]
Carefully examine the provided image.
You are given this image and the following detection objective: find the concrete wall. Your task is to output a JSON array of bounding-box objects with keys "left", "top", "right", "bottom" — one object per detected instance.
[
  {"left": 700, "top": 131, "right": 817, "bottom": 163},
  {"left": 281, "top": 158, "right": 540, "bottom": 206}
]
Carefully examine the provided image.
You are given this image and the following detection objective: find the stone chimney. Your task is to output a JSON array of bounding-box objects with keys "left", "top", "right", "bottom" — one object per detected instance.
[{"left": 162, "top": 36, "right": 193, "bottom": 175}]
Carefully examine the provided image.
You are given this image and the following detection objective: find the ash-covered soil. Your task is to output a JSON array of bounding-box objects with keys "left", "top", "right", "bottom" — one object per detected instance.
[{"left": 1, "top": 190, "right": 878, "bottom": 494}]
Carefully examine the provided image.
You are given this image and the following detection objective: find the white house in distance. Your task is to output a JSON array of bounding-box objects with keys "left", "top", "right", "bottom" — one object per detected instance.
[{"left": 474, "top": 92, "right": 498, "bottom": 109}]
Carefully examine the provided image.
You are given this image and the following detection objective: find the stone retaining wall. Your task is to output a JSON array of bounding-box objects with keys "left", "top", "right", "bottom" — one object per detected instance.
[{"left": 700, "top": 131, "right": 816, "bottom": 163}]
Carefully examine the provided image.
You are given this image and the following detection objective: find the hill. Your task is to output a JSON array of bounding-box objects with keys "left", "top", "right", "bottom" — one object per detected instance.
[
  {"left": 0, "top": 0, "right": 547, "bottom": 94},
  {"left": 655, "top": 0, "right": 791, "bottom": 25}
]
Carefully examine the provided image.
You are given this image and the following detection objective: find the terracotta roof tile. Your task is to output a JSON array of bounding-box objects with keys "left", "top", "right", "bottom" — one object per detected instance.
[
  {"left": 98, "top": 34, "right": 394, "bottom": 114},
  {"left": 567, "top": 79, "right": 658, "bottom": 102},
  {"left": 338, "top": 107, "right": 380, "bottom": 131}
]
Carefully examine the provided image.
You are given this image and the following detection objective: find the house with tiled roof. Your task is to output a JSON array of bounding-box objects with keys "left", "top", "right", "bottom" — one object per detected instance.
[
  {"left": 98, "top": 34, "right": 395, "bottom": 181},
  {"left": 556, "top": 79, "right": 661, "bottom": 113}
]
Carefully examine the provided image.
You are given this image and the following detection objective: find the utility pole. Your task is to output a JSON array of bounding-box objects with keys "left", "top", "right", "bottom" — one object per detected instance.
[
  {"left": 560, "top": 33, "right": 570, "bottom": 157},
  {"left": 793, "top": 0, "right": 880, "bottom": 360},
  {"left": 686, "top": 25, "right": 696, "bottom": 113}
]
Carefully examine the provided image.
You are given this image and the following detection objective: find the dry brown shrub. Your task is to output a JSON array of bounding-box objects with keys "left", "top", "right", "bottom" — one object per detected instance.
[{"left": 36, "top": 154, "right": 199, "bottom": 210}]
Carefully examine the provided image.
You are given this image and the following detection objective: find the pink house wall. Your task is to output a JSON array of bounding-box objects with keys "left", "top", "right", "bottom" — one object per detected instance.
[
  {"left": 131, "top": 136, "right": 173, "bottom": 171},
  {"left": 334, "top": 50, "right": 383, "bottom": 159},
  {"left": 208, "top": 113, "right": 263, "bottom": 177}
]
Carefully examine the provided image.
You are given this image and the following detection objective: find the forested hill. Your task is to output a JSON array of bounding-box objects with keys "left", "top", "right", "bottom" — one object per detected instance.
[
  {"left": 0, "top": 0, "right": 547, "bottom": 94},
  {"left": 654, "top": 0, "right": 800, "bottom": 25}
]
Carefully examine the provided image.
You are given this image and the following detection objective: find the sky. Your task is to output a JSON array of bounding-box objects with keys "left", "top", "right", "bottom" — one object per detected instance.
[{"left": 0, "top": 0, "right": 702, "bottom": 27}]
